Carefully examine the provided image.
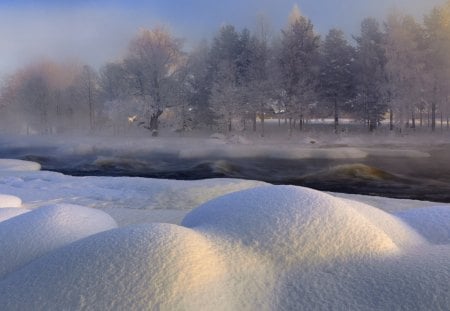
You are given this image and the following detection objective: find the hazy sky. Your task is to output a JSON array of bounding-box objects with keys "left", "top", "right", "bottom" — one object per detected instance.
[{"left": 0, "top": 0, "right": 445, "bottom": 76}]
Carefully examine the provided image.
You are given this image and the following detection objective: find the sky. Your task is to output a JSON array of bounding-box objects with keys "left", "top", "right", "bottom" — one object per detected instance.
[{"left": 0, "top": 0, "right": 445, "bottom": 76}]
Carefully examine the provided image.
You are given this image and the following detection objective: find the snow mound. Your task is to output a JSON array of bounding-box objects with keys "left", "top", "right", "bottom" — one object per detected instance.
[
  {"left": 0, "top": 194, "right": 22, "bottom": 208},
  {"left": 396, "top": 206, "right": 450, "bottom": 244},
  {"left": 153, "top": 178, "right": 267, "bottom": 210},
  {"left": 0, "top": 204, "right": 117, "bottom": 278},
  {"left": 182, "top": 186, "right": 411, "bottom": 265},
  {"left": 0, "top": 159, "right": 41, "bottom": 171},
  {"left": 0, "top": 208, "right": 30, "bottom": 222},
  {"left": 0, "top": 224, "right": 230, "bottom": 310}
]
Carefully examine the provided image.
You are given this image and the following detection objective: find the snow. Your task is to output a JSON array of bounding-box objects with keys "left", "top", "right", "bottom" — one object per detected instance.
[
  {"left": 0, "top": 159, "right": 41, "bottom": 171},
  {"left": 0, "top": 159, "right": 450, "bottom": 309},
  {"left": 0, "top": 170, "right": 266, "bottom": 212},
  {"left": 0, "top": 204, "right": 117, "bottom": 278},
  {"left": 0, "top": 208, "right": 29, "bottom": 222},
  {"left": 182, "top": 186, "right": 423, "bottom": 265},
  {"left": 396, "top": 207, "right": 450, "bottom": 244},
  {"left": 0, "top": 194, "right": 22, "bottom": 208},
  {"left": 0, "top": 224, "right": 231, "bottom": 310}
]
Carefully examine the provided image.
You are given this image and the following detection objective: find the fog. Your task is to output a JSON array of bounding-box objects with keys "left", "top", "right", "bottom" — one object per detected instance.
[
  {"left": 1, "top": 0, "right": 449, "bottom": 146},
  {"left": 0, "top": 0, "right": 444, "bottom": 76}
]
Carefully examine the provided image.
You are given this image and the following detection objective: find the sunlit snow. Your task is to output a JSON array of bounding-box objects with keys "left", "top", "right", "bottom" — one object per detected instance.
[{"left": 1, "top": 159, "right": 450, "bottom": 310}]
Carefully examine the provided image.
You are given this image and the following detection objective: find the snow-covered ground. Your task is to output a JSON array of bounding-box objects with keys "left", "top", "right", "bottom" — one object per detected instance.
[{"left": 1, "top": 158, "right": 450, "bottom": 310}]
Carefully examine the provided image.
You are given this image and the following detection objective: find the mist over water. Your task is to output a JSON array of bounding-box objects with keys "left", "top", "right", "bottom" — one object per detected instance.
[
  {"left": 1, "top": 140, "right": 450, "bottom": 203},
  {"left": 1, "top": 0, "right": 450, "bottom": 203}
]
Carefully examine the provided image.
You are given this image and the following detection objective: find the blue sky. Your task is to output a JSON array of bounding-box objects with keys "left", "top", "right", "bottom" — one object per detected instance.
[{"left": 0, "top": 0, "right": 445, "bottom": 76}]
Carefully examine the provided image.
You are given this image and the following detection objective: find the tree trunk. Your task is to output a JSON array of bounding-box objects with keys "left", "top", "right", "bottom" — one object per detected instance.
[
  {"left": 88, "top": 85, "right": 94, "bottom": 131},
  {"left": 420, "top": 109, "right": 423, "bottom": 127},
  {"left": 431, "top": 102, "right": 436, "bottom": 132},
  {"left": 389, "top": 108, "right": 394, "bottom": 131},
  {"left": 252, "top": 112, "right": 257, "bottom": 132},
  {"left": 261, "top": 113, "right": 265, "bottom": 137},
  {"left": 149, "top": 109, "right": 163, "bottom": 134},
  {"left": 289, "top": 118, "right": 292, "bottom": 137},
  {"left": 411, "top": 111, "right": 416, "bottom": 130},
  {"left": 334, "top": 98, "right": 339, "bottom": 134}
]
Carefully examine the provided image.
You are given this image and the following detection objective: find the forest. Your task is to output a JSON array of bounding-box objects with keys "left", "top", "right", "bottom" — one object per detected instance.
[{"left": 1, "top": 2, "right": 450, "bottom": 137}]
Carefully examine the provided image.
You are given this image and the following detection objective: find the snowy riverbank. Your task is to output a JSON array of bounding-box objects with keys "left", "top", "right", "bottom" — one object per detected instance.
[{"left": 1, "top": 159, "right": 450, "bottom": 309}]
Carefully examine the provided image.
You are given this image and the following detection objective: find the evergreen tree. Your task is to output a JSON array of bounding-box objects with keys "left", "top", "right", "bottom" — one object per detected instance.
[
  {"left": 354, "top": 18, "right": 387, "bottom": 131},
  {"left": 319, "top": 28, "right": 356, "bottom": 133},
  {"left": 183, "top": 40, "right": 214, "bottom": 129},
  {"left": 279, "top": 4, "right": 320, "bottom": 134}
]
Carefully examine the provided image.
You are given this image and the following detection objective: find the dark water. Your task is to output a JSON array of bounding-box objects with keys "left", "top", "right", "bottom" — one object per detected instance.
[{"left": 1, "top": 144, "right": 450, "bottom": 203}]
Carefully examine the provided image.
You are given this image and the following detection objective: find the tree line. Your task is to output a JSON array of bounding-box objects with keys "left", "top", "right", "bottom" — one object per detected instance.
[{"left": 2, "top": 3, "right": 450, "bottom": 136}]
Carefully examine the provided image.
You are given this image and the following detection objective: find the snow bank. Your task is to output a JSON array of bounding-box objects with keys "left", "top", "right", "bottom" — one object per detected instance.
[
  {"left": 0, "top": 172, "right": 450, "bottom": 309},
  {"left": 0, "top": 169, "right": 266, "bottom": 211},
  {"left": 0, "top": 208, "right": 29, "bottom": 222},
  {"left": 0, "top": 194, "right": 22, "bottom": 208},
  {"left": 396, "top": 206, "right": 450, "bottom": 244},
  {"left": 0, "top": 204, "right": 117, "bottom": 278},
  {"left": 0, "top": 159, "right": 41, "bottom": 171},
  {"left": 0, "top": 224, "right": 231, "bottom": 310},
  {"left": 183, "top": 186, "right": 420, "bottom": 265}
]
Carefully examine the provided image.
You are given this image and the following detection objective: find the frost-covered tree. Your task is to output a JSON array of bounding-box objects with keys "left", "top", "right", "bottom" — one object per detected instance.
[
  {"left": 278, "top": 4, "right": 320, "bottom": 134},
  {"left": 99, "top": 62, "right": 128, "bottom": 103},
  {"left": 0, "top": 61, "right": 80, "bottom": 134},
  {"left": 384, "top": 12, "right": 425, "bottom": 131},
  {"left": 72, "top": 65, "right": 100, "bottom": 131},
  {"left": 124, "top": 27, "right": 184, "bottom": 134},
  {"left": 210, "top": 62, "right": 241, "bottom": 132},
  {"left": 208, "top": 25, "right": 249, "bottom": 132},
  {"left": 319, "top": 28, "right": 355, "bottom": 133},
  {"left": 183, "top": 40, "right": 214, "bottom": 129},
  {"left": 423, "top": 2, "right": 450, "bottom": 131},
  {"left": 354, "top": 18, "right": 387, "bottom": 131},
  {"left": 97, "top": 62, "right": 132, "bottom": 132}
]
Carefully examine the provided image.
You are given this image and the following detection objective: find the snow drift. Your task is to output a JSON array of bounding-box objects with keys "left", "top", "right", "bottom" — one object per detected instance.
[
  {"left": 0, "top": 159, "right": 41, "bottom": 171},
  {"left": 0, "top": 194, "right": 22, "bottom": 208},
  {"left": 0, "top": 204, "right": 117, "bottom": 278},
  {"left": 0, "top": 224, "right": 231, "bottom": 310},
  {"left": 0, "top": 208, "right": 29, "bottom": 222},
  {"left": 1, "top": 184, "right": 448, "bottom": 310},
  {"left": 182, "top": 186, "right": 423, "bottom": 266}
]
